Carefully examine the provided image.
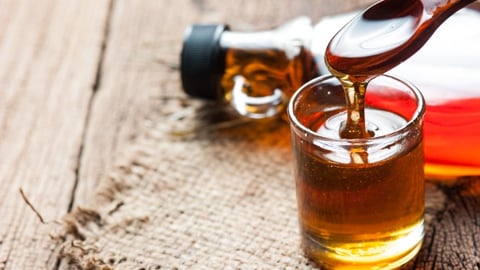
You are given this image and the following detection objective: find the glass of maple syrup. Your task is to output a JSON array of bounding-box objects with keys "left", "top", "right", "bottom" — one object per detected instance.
[{"left": 288, "top": 74, "right": 425, "bottom": 269}]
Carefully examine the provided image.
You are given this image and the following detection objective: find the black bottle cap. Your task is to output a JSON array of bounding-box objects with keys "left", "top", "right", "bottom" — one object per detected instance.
[{"left": 180, "top": 24, "right": 229, "bottom": 100}]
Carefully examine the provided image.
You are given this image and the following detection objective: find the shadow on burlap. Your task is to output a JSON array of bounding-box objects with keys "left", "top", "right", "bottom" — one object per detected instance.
[{"left": 51, "top": 100, "right": 446, "bottom": 269}]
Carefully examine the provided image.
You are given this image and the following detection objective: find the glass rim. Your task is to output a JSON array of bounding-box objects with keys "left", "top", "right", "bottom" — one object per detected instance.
[{"left": 287, "top": 74, "right": 426, "bottom": 144}]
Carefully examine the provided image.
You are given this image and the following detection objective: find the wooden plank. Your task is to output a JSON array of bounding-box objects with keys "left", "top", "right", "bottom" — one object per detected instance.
[
  {"left": 0, "top": 0, "right": 111, "bottom": 269},
  {"left": 73, "top": 0, "right": 193, "bottom": 206},
  {"left": 413, "top": 179, "right": 480, "bottom": 270}
]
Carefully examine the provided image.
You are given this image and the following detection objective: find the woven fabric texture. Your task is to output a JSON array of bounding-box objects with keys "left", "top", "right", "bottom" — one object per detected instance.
[{"left": 55, "top": 102, "right": 316, "bottom": 269}]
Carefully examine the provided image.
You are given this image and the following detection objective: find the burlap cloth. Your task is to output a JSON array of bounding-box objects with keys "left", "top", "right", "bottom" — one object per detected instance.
[{"left": 54, "top": 100, "right": 443, "bottom": 269}]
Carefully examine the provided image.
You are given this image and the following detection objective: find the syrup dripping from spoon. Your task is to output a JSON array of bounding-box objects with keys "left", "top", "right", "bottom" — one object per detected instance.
[{"left": 325, "top": 0, "right": 475, "bottom": 139}]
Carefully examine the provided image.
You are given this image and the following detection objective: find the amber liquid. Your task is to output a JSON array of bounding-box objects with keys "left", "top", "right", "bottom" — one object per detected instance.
[
  {"left": 292, "top": 106, "right": 425, "bottom": 269},
  {"left": 370, "top": 94, "right": 480, "bottom": 177},
  {"left": 324, "top": 0, "right": 477, "bottom": 177},
  {"left": 220, "top": 47, "right": 318, "bottom": 100},
  {"left": 424, "top": 97, "right": 480, "bottom": 177},
  {"left": 293, "top": 0, "right": 471, "bottom": 267},
  {"left": 326, "top": 0, "right": 474, "bottom": 139}
]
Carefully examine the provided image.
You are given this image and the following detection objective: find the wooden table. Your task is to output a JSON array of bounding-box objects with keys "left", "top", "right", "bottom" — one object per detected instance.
[{"left": 0, "top": 0, "right": 479, "bottom": 269}]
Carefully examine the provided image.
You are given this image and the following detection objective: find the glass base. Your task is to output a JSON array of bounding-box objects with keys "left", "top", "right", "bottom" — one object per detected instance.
[{"left": 302, "top": 221, "right": 424, "bottom": 270}]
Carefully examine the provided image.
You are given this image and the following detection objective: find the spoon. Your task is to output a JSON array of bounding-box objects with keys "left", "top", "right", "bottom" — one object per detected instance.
[{"left": 325, "top": 0, "right": 476, "bottom": 81}]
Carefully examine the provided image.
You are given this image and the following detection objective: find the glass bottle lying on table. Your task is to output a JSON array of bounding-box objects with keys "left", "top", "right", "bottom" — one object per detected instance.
[
  {"left": 180, "top": 4, "right": 480, "bottom": 179},
  {"left": 181, "top": 17, "right": 319, "bottom": 119}
]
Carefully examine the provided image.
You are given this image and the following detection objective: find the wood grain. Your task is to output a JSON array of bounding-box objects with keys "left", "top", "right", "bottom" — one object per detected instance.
[
  {"left": 414, "top": 179, "right": 480, "bottom": 269},
  {"left": 0, "top": 0, "right": 110, "bottom": 269}
]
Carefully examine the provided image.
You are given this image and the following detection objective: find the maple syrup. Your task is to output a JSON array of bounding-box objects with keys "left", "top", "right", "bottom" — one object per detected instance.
[
  {"left": 181, "top": 18, "right": 318, "bottom": 119},
  {"left": 325, "top": 0, "right": 476, "bottom": 80},
  {"left": 221, "top": 47, "right": 317, "bottom": 102},
  {"left": 289, "top": 75, "right": 425, "bottom": 269},
  {"left": 292, "top": 0, "right": 474, "bottom": 267},
  {"left": 312, "top": 5, "right": 480, "bottom": 178},
  {"left": 325, "top": 0, "right": 475, "bottom": 139}
]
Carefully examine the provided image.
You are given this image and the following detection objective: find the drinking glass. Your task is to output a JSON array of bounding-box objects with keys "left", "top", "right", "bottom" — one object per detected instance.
[{"left": 288, "top": 74, "right": 425, "bottom": 269}]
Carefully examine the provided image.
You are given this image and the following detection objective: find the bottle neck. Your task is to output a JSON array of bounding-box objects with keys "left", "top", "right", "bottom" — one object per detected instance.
[
  {"left": 220, "top": 31, "right": 279, "bottom": 50},
  {"left": 220, "top": 16, "right": 313, "bottom": 60}
]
